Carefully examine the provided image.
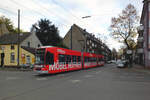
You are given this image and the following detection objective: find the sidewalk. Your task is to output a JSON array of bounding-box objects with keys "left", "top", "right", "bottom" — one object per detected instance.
[
  {"left": 131, "top": 64, "right": 150, "bottom": 74},
  {"left": 0, "top": 67, "right": 32, "bottom": 71}
]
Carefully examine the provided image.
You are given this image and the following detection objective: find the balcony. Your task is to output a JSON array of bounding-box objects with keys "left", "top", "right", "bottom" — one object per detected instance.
[
  {"left": 137, "top": 48, "right": 144, "bottom": 53},
  {"left": 137, "top": 25, "right": 144, "bottom": 34},
  {"left": 137, "top": 37, "right": 144, "bottom": 42}
]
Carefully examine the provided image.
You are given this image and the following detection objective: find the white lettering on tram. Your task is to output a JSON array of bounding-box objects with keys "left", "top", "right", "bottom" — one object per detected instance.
[
  {"left": 49, "top": 62, "right": 67, "bottom": 71},
  {"left": 48, "top": 62, "right": 81, "bottom": 71},
  {"left": 57, "top": 49, "right": 66, "bottom": 54}
]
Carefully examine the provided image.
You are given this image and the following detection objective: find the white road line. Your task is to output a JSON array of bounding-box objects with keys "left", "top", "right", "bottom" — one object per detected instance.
[
  {"left": 70, "top": 80, "right": 81, "bottom": 83},
  {"left": 95, "top": 71, "right": 102, "bottom": 74},
  {"left": 36, "top": 78, "right": 47, "bottom": 81},
  {"left": 6, "top": 77, "right": 20, "bottom": 80},
  {"left": 136, "top": 76, "right": 145, "bottom": 79},
  {"left": 84, "top": 75, "right": 93, "bottom": 78},
  {"left": 57, "top": 74, "right": 65, "bottom": 77}
]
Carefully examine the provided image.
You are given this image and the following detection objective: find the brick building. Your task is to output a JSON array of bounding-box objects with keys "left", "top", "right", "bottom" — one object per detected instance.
[{"left": 63, "top": 24, "right": 111, "bottom": 61}]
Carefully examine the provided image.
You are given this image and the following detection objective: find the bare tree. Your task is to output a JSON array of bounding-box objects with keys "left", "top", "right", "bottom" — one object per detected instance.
[
  {"left": 112, "top": 48, "right": 117, "bottom": 60},
  {"left": 109, "top": 4, "right": 140, "bottom": 50}
]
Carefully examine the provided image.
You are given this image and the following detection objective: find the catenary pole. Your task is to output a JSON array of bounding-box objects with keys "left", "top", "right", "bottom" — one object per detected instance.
[{"left": 17, "top": 9, "right": 20, "bottom": 67}]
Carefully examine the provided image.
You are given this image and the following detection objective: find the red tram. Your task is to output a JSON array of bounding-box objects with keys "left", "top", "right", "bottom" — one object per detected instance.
[{"left": 34, "top": 46, "right": 104, "bottom": 74}]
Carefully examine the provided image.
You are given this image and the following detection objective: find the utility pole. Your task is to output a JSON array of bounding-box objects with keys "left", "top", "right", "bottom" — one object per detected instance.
[{"left": 17, "top": 9, "right": 20, "bottom": 67}]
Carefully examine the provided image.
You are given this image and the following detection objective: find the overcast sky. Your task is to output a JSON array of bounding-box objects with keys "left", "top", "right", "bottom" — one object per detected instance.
[{"left": 0, "top": 0, "right": 143, "bottom": 50}]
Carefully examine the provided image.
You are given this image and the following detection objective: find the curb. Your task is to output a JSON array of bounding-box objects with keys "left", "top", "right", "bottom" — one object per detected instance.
[
  {"left": 131, "top": 64, "right": 150, "bottom": 74},
  {"left": 0, "top": 68, "right": 33, "bottom": 71}
]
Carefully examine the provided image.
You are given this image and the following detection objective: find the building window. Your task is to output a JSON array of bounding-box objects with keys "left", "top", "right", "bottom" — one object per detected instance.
[
  {"left": 11, "top": 45, "right": 15, "bottom": 50},
  {"left": 27, "top": 42, "right": 30, "bottom": 47},
  {"left": 87, "top": 40, "right": 89, "bottom": 45},
  {"left": 92, "top": 43, "right": 94, "bottom": 47},
  {"left": 38, "top": 44, "right": 40, "bottom": 47},
  {"left": 10, "top": 52, "right": 15, "bottom": 63},
  {"left": 95, "top": 44, "right": 97, "bottom": 48},
  {"left": 26, "top": 55, "right": 31, "bottom": 64}
]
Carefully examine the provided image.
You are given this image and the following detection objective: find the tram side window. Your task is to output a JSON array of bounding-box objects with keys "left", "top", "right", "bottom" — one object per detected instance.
[
  {"left": 93, "top": 58, "right": 96, "bottom": 62},
  {"left": 77, "top": 56, "right": 81, "bottom": 63},
  {"left": 72, "top": 56, "right": 77, "bottom": 64},
  {"left": 84, "top": 57, "right": 86, "bottom": 62},
  {"left": 46, "top": 52, "right": 54, "bottom": 65},
  {"left": 88, "top": 57, "right": 90, "bottom": 62},
  {"left": 66, "top": 55, "right": 71, "bottom": 64},
  {"left": 87, "top": 57, "right": 89, "bottom": 62},
  {"left": 59, "top": 54, "right": 66, "bottom": 62},
  {"left": 102, "top": 57, "right": 104, "bottom": 61},
  {"left": 89, "top": 57, "right": 92, "bottom": 62},
  {"left": 99, "top": 58, "right": 101, "bottom": 62},
  {"left": 84, "top": 57, "right": 88, "bottom": 62},
  {"left": 88, "top": 57, "right": 92, "bottom": 62}
]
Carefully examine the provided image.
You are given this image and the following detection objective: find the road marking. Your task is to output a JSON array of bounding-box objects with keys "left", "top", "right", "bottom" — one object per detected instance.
[
  {"left": 136, "top": 76, "right": 145, "bottom": 79},
  {"left": 84, "top": 75, "right": 93, "bottom": 78},
  {"left": 70, "top": 80, "right": 81, "bottom": 83},
  {"left": 36, "top": 78, "right": 47, "bottom": 81},
  {"left": 57, "top": 74, "right": 65, "bottom": 77},
  {"left": 32, "top": 74, "right": 39, "bottom": 76},
  {"left": 95, "top": 71, "right": 101, "bottom": 74},
  {"left": 6, "top": 77, "right": 20, "bottom": 80}
]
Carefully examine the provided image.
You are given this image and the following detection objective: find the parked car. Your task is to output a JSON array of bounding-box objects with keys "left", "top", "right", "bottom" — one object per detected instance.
[
  {"left": 122, "top": 59, "right": 128, "bottom": 66},
  {"left": 116, "top": 59, "right": 125, "bottom": 68},
  {"left": 111, "top": 60, "right": 116, "bottom": 63},
  {"left": 107, "top": 60, "right": 112, "bottom": 64}
]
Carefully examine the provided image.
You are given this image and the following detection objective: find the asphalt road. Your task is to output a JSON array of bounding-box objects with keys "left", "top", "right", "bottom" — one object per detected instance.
[{"left": 0, "top": 64, "right": 150, "bottom": 100}]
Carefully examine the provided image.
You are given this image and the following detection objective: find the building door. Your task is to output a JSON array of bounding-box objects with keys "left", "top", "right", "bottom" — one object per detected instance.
[{"left": 26, "top": 55, "right": 30, "bottom": 65}]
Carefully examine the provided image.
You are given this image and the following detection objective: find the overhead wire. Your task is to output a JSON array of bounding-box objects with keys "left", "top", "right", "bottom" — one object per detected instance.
[
  {"left": 3, "top": 0, "right": 71, "bottom": 29},
  {"left": 0, "top": 0, "right": 100, "bottom": 34},
  {"left": 0, "top": 7, "right": 35, "bottom": 22},
  {"left": 50, "top": 0, "right": 87, "bottom": 26},
  {"left": 51, "top": 0, "right": 82, "bottom": 20},
  {"left": 31, "top": 0, "right": 72, "bottom": 27}
]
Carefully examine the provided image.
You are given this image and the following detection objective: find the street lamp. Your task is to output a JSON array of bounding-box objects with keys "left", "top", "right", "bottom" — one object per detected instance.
[{"left": 82, "top": 16, "right": 91, "bottom": 19}]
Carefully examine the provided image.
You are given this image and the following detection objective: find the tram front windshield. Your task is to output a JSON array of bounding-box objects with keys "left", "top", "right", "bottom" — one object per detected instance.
[{"left": 35, "top": 49, "right": 45, "bottom": 65}]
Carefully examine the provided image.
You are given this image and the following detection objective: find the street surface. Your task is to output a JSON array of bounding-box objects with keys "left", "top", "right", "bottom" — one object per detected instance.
[{"left": 0, "top": 64, "right": 150, "bottom": 100}]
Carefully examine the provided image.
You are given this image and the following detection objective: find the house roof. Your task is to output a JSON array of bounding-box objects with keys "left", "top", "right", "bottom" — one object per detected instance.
[
  {"left": 72, "top": 24, "right": 103, "bottom": 43},
  {"left": 21, "top": 46, "right": 36, "bottom": 54},
  {"left": 0, "top": 32, "right": 31, "bottom": 45},
  {"left": 72, "top": 24, "right": 110, "bottom": 51},
  {"left": 72, "top": 24, "right": 91, "bottom": 37}
]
